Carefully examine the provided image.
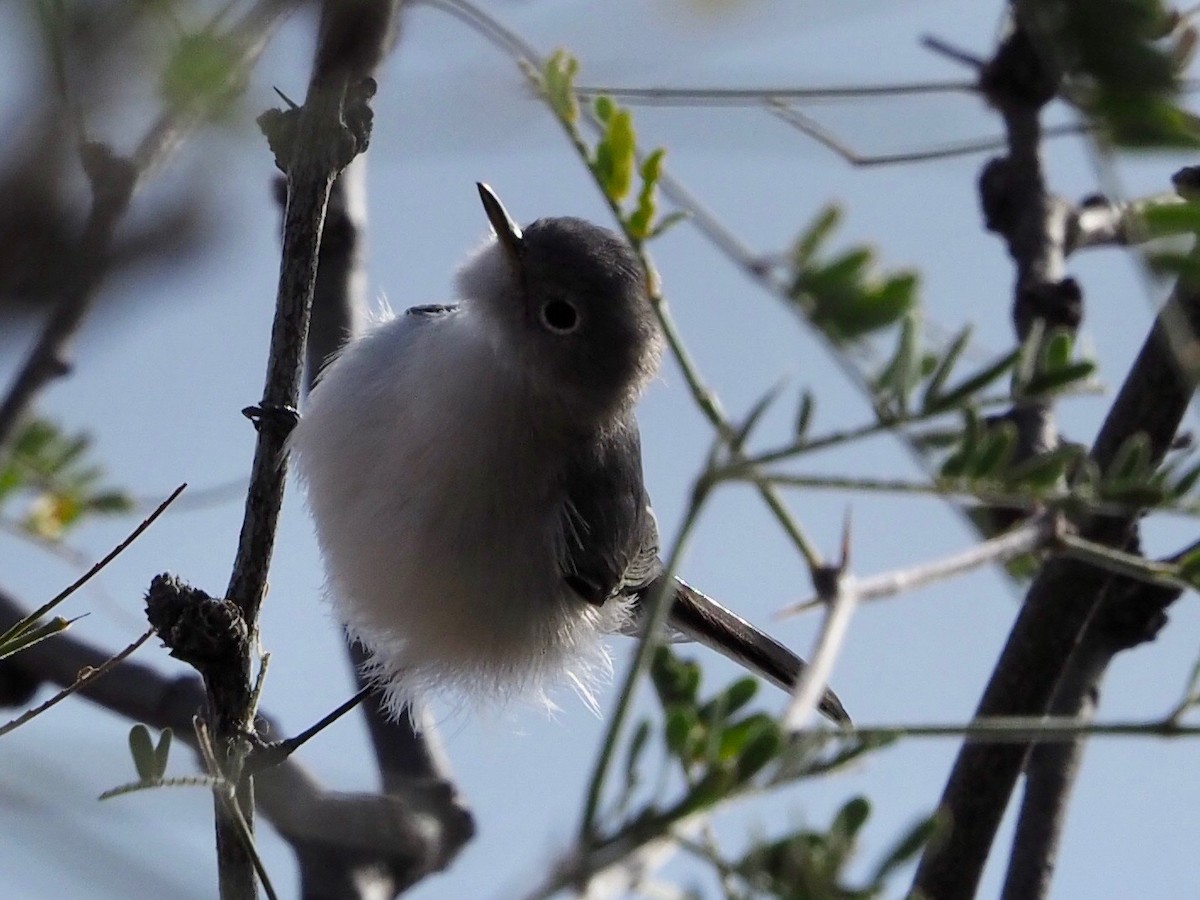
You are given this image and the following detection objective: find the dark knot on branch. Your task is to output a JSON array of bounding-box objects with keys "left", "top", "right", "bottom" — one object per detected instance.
[
  {"left": 980, "top": 27, "right": 1059, "bottom": 111},
  {"left": 257, "top": 76, "right": 376, "bottom": 177},
  {"left": 145, "top": 573, "right": 249, "bottom": 673}
]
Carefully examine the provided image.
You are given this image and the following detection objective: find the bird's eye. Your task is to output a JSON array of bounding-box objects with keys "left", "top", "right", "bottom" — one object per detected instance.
[{"left": 539, "top": 299, "right": 580, "bottom": 334}]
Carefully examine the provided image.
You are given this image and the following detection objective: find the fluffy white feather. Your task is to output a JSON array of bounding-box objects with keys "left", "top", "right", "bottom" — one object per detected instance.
[{"left": 290, "top": 286, "right": 635, "bottom": 715}]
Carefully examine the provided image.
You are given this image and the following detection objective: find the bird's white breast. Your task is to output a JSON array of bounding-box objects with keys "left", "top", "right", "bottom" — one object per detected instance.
[{"left": 290, "top": 308, "right": 631, "bottom": 710}]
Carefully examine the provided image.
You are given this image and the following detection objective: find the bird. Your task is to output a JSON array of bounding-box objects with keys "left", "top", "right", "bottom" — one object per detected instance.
[{"left": 288, "top": 183, "right": 849, "bottom": 725}]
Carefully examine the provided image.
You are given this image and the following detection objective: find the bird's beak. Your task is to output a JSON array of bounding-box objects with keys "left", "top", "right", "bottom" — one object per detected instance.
[{"left": 477, "top": 182, "right": 523, "bottom": 267}]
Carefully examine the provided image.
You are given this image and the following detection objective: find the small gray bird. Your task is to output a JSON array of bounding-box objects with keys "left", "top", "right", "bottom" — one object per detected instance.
[{"left": 289, "top": 183, "right": 849, "bottom": 724}]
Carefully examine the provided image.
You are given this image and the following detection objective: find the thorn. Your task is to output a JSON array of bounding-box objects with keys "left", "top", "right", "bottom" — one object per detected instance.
[
  {"left": 921, "top": 34, "right": 987, "bottom": 70},
  {"left": 272, "top": 86, "right": 299, "bottom": 110},
  {"left": 839, "top": 506, "right": 853, "bottom": 572}
]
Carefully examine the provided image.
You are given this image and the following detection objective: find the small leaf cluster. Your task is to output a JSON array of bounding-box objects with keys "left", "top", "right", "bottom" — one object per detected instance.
[
  {"left": 788, "top": 205, "right": 918, "bottom": 343},
  {"left": 0, "top": 610, "right": 73, "bottom": 662},
  {"left": 0, "top": 418, "right": 132, "bottom": 540},
  {"left": 540, "top": 51, "right": 684, "bottom": 244},
  {"left": 1144, "top": 200, "right": 1200, "bottom": 288},
  {"left": 940, "top": 422, "right": 1200, "bottom": 514},
  {"left": 1047, "top": 0, "right": 1198, "bottom": 147},
  {"left": 598, "top": 649, "right": 912, "bottom": 898},
  {"left": 613, "top": 649, "right": 879, "bottom": 822},
  {"left": 876, "top": 322, "right": 1095, "bottom": 428},
  {"left": 650, "top": 649, "right": 783, "bottom": 811},
  {"left": 129, "top": 724, "right": 173, "bottom": 783},
  {"left": 1068, "top": 433, "right": 1200, "bottom": 520},
  {"left": 734, "top": 799, "right": 939, "bottom": 900},
  {"left": 101, "top": 725, "right": 216, "bottom": 800},
  {"left": 160, "top": 30, "right": 244, "bottom": 119}
]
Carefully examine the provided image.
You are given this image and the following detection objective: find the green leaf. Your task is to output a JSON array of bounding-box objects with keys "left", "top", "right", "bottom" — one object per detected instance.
[
  {"left": 1005, "top": 445, "right": 1084, "bottom": 490},
  {"left": 1042, "top": 329, "right": 1074, "bottom": 371},
  {"left": 920, "top": 326, "right": 972, "bottom": 412},
  {"left": 1012, "top": 319, "right": 1046, "bottom": 396},
  {"left": 621, "top": 720, "right": 651, "bottom": 802},
  {"left": 0, "top": 615, "right": 72, "bottom": 660},
  {"left": 940, "top": 409, "right": 982, "bottom": 479},
  {"left": 86, "top": 491, "right": 134, "bottom": 514},
  {"left": 160, "top": 32, "right": 241, "bottom": 115},
  {"left": 543, "top": 50, "right": 580, "bottom": 125},
  {"left": 664, "top": 706, "right": 699, "bottom": 760},
  {"left": 730, "top": 380, "right": 786, "bottom": 453},
  {"left": 129, "top": 725, "right": 157, "bottom": 782},
  {"left": 593, "top": 108, "right": 636, "bottom": 202},
  {"left": 969, "top": 423, "right": 1016, "bottom": 478},
  {"left": 650, "top": 647, "right": 701, "bottom": 708},
  {"left": 717, "top": 712, "right": 772, "bottom": 759},
  {"left": 1171, "top": 460, "right": 1200, "bottom": 497},
  {"left": 648, "top": 210, "right": 688, "bottom": 239},
  {"left": 859, "top": 272, "right": 919, "bottom": 332},
  {"left": 1107, "top": 432, "right": 1152, "bottom": 484},
  {"left": 792, "top": 205, "right": 841, "bottom": 269},
  {"left": 815, "top": 247, "right": 872, "bottom": 286},
  {"left": 1142, "top": 201, "right": 1200, "bottom": 238},
  {"left": 1177, "top": 547, "right": 1200, "bottom": 584},
  {"left": 1148, "top": 251, "right": 1200, "bottom": 288},
  {"left": 682, "top": 767, "right": 737, "bottom": 812},
  {"left": 831, "top": 796, "right": 871, "bottom": 842},
  {"left": 874, "top": 313, "right": 922, "bottom": 416},
  {"left": 1097, "top": 93, "right": 1200, "bottom": 148},
  {"left": 154, "top": 728, "right": 173, "bottom": 780},
  {"left": 926, "top": 348, "right": 1019, "bottom": 414},
  {"left": 627, "top": 148, "right": 666, "bottom": 240},
  {"left": 593, "top": 94, "right": 614, "bottom": 123},
  {"left": 1023, "top": 361, "right": 1096, "bottom": 399},
  {"left": 733, "top": 722, "right": 782, "bottom": 783},
  {"left": 795, "top": 390, "right": 815, "bottom": 439},
  {"left": 1, "top": 418, "right": 129, "bottom": 537},
  {"left": 721, "top": 677, "right": 759, "bottom": 718}
]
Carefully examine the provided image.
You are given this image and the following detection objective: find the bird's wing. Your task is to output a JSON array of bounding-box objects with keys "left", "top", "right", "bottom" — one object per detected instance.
[
  {"left": 557, "top": 414, "right": 851, "bottom": 725},
  {"left": 559, "top": 414, "right": 662, "bottom": 606}
]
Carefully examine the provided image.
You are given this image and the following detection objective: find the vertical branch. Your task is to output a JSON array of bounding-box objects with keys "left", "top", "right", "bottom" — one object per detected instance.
[
  {"left": 910, "top": 18, "right": 1200, "bottom": 896},
  {"left": 216, "top": 4, "right": 386, "bottom": 894},
  {"left": 912, "top": 236, "right": 1200, "bottom": 899}
]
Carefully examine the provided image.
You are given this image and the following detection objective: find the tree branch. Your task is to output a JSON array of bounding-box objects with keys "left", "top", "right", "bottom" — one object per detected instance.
[
  {"left": 0, "top": 588, "right": 473, "bottom": 899},
  {"left": 911, "top": 19, "right": 1200, "bottom": 896},
  {"left": 912, "top": 251, "right": 1200, "bottom": 899}
]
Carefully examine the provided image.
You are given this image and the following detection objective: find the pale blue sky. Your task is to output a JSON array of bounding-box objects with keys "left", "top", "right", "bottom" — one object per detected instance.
[{"left": 2, "top": 1, "right": 1198, "bottom": 897}]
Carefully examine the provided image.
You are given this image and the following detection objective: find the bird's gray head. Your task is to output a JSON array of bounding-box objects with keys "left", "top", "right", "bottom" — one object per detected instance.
[{"left": 456, "top": 183, "right": 663, "bottom": 430}]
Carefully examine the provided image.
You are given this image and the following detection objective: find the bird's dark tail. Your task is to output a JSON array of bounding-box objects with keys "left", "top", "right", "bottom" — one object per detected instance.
[{"left": 665, "top": 578, "right": 851, "bottom": 726}]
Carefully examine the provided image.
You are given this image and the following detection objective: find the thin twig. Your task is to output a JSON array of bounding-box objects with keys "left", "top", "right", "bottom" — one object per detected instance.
[
  {"left": 572, "top": 80, "right": 978, "bottom": 105},
  {"left": 247, "top": 686, "right": 372, "bottom": 773},
  {"left": 0, "top": 628, "right": 154, "bottom": 737},
  {"left": 839, "top": 716, "right": 1200, "bottom": 742},
  {"left": 769, "top": 102, "right": 1090, "bottom": 167},
  {"left": 921, "top": 34, "right": 988, "bottom": 70},
  {"left": 0, "top": 583, "right": 473, "bottom": 894},
  {"left": 0, "top": 483, "right": 186, "bottom": 642},
  {"left": 778, "top": 514, "right": 1056, "bottom": 617}
]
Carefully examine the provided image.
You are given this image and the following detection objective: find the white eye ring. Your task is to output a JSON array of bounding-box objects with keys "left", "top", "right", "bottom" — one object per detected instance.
[{"left": 540, "top": 299, "right": 580, "bottom": 334}]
